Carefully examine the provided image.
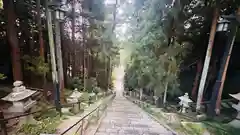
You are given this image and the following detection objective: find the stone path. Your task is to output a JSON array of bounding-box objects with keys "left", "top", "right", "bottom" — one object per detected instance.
[{"left": 95, "top": 96, "right": 174, "bottom": 135}]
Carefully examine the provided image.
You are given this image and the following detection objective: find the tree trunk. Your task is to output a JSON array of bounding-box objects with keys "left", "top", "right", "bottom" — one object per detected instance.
[
  {"left": 163, "top": 81, "right": 168, "bottom": 105},
  {"left": 196, "top": 8, "right": 219, "bottom": 112},
  {"left": 105, "top": 57, "right": 108, "bottom": 90},
  {"left": 191, "top": 59, "right": 202, "bottom": 100},
  {"left": 3, "top": 0, "right": 22, "bottom": 81},
  {"left": 37, "top": 0, "right": 44, "bottom": 57},
  {"left": 43, "top": 73, "right": 47, "bottom": 98},
  {"left": 61, "top": 25, "right": 69, "bottom": 86},
  {"left": 36, "top": 0, "right": 47, "bottom": 89},
  {"left": 156, "top": 96, "right": 163, "bottom": 108},
  {"left": 54, "top": 18, "right": 65, "bottom": 103},
  {"left": 163, "top": 62, "right": 171, "bottom": 105},
  {"left": 71, "top": 0, "right": 76, "bottom": 77},
  {"left": 112, "top": 0, "right": 117, "bottom": 32},
  {"left": 83, "top": 48, "right": 87, "bottom": 92},
  {"left": 163, "top": 0, "right": 179, "bottom": 105},
  {"left": 45, "top": 0, "right": 59, "bottom": 107},
  {"left": 107, "top": 57, "right": 112, "bottom": 89},
  {"left": 20, "top": 20, "right": 34, "bottom": 84}
]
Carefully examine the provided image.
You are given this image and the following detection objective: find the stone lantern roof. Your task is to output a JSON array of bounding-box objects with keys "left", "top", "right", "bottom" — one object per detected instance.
[
  {"left": 69, "top": 88, "right": 83, "bottom": 99},
  {"left": 1, "top": 81, "right": 36, "bottom": 102},
  {"left": 178, "top": 93, "right": 193, "bottom": 103},
  {"left": 229, "top": 93, "right": 240, "bottom": 101}
]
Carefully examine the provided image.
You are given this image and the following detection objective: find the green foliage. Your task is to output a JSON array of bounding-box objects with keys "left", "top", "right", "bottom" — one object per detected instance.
[
  {"left": 0, "top": 73, "right": 6, "bottom": 80},
  {"left": 204, "top": 121, "right": 240, "bottom": 135},
  {"left": 83, "top": 0, "right": 119, "bottom": 89},
  {"left": 89, "top": 0, "right": 120, "bottom": 68},
  {"left": 22, "top": 55, "right": 49, "bottom": 76},
  {"left": 86, "top": 77, "right": 101, "bottom": 93},
  {"left": 182, "top": 123, "right": 205, "bottom": 135},
  {"left": 0, "top": 0, "right": 2, "bottom": 9},
  {"left": 36, "top": 110, "right": 59, "bottom": 120},
  {"left": 91, "top": 25, "right": 120, "bottom": 66},
  {"left": 18, "top": 110, "right": 60, "bottom": 135},
  {"left": 18, "top": 117, "right": 60, "bottom": 135},
  {"left": 124, "top": 0, "right": 190, "bottom": 97},
  {"left": 122, "top": 0, "right": 240, "bottom": 99},
  {"left": 69, "top": 77, "right": 83, "bottom": 90},
  {"left": 79, "top": 92, "right": 90, "bottom": 102}
]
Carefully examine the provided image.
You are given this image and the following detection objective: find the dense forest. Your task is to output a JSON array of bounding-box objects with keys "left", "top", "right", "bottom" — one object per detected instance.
[
  {"left": 0, "top": 0, "right": 119, "bottom": 98},
  {"left": 122, "top": 0, "right": 240, "bottom": 112},
  {"left": 1, "top": 0, "right": 240, "bottom": 116},
  {"left": 2, "top": 0, "right": 240, "bottom": 134}
]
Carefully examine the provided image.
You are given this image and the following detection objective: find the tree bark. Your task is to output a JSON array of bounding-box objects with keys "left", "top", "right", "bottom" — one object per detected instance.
[
  {"left": 54, "top": 18, "right": 65, "bottom": 103},
  {"left": 191, "top": 59, "right": 202, "bottom": 100},
  {"left": 140, "top": 89, "right": 143, "bottom": 100},
  {"left": 83, "top": 25, "right": 87, "bottom": 92},
  {"left": 62, "top": 36, "right": 69, "bottom": 86},
  {"left": 156, "top": 96, "right": 163, "bottom": 108},
  {"left": 163, "top": 0, "right": 179, "bottom": 105},
  {"left": 36, "top": 0, "right": 47, "bottom": 89},
  {"left": 163, "top": 81, "right": 168, "bottom": 105},
  {"left": 107, "top": 57, "right": 112, "bottom": 89},
  {"left": 196, "top": 8, "right": 219, "bottom": 112},
  {"left": 71, "top": 0, "right": 76, "bottom": 77},
  {"left": 163, "top": 63, "right": 171, "bottom": 105},
  {"left": 45, "top": 0, "right": 60, "bottom": 109},
  {"left": 3, "top": 0, "right": 23, "bottom": 81},
  {"left": 37, "top": 0, "right": 45, "bottom": 57},
  {"left": 112, "top": 0, "right": 117, "bottom": 33}
]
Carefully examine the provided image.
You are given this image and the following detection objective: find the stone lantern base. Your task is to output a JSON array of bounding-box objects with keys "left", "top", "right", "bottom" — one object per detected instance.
[{"left": 18, "top": 113, "right": 37, "bottom": 126}]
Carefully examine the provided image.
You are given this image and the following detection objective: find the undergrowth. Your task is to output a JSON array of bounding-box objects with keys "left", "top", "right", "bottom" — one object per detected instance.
[
  {"left": 18, "top": 110, "right": 61, "bottom": 135},
  {"left": 131, "top": 97, "right": 240, "bottom": 135}
]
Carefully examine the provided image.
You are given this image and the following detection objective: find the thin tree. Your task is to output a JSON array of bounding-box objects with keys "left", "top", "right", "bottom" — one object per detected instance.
[
  {"left": 45, "top": 0, "right": 60, "bottom": 111},
  {"left": 36, "top": 0, "right": 48, "bottom": 90},
  {"left": 3, "top": 0, "right": 23, "bottom": 81},
  {"left": 37, "top": 0, "right": 45, "bottom": 57},
  {"left": 71, "top": 0, "right": 76, "bottom": 77}
]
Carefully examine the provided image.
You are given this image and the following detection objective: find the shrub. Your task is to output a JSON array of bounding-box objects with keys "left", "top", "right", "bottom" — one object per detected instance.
[
  {"left": 22, "top": 55, "right": 49, "bottom": 76},
  {"left": 79, "top": 92, "right": 90, "bottom": 102},
  {"left": 18, "top": 116, "right": 60, "bottom": 135},
  {"left": 86, "top": 77, "right": 102, "bottom": 94},
  {"left": 0, "top": 73, "right": 6, "bottom": 80},
  {"left": 68, "top": 77, "right": 83, "bottom": 90}
]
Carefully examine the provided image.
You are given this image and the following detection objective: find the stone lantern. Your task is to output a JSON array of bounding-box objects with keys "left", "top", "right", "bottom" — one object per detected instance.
[
  {"left": 1, "top": 81, "right": 37, "bottom": 126},
  {"left": 140, "top": 89, "right": 143, "bottom": 101},
  {"left": 129, "top": 90, "right": 133, "bottom": 97},
  {"left": 89, "top": 93, "right": 96, "bottom": 105},
  {"left": 97, "top": 92, "right": 103, "bottom": 100},
  {"left": 66, "top": 88, "right": 82, "bottom": 113},
  {"left": 228, "top": 93, "right": 240, "bottom": 128},
  {"left": 178, "top": 93, "right": 193, "bottom": 113}
]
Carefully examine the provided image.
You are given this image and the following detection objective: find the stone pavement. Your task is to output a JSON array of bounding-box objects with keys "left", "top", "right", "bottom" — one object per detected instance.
[{"left": 95, "top": 96, "right": 174, "bottom": 135}]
